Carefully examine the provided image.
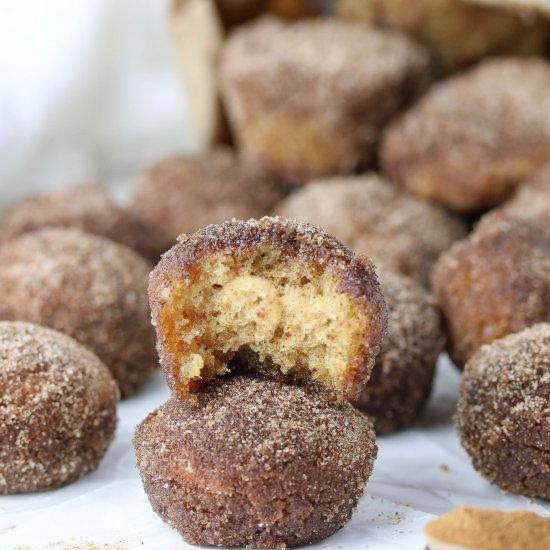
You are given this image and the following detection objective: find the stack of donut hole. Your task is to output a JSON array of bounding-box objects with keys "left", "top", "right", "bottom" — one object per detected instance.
[{"left": 135, "top": 217, "right": 389, "bottom": 547}]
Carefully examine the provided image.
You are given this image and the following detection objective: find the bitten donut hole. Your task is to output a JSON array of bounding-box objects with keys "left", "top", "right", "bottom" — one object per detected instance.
[{"left": 159, "top": 247, "right": 369, "bottom": 394}]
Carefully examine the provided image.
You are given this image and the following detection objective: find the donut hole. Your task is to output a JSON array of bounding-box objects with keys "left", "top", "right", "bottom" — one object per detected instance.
[
  {"left": 239, "top": 113, "right": 353, "bottom": 182},
  {"left": 158, "top": 247, "right": 369, "bottom": 394}
]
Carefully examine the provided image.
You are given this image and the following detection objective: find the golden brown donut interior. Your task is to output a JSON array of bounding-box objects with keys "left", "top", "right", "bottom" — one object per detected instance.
[{"left": 159, "top": 247, "right": 371, "bottom": 396}]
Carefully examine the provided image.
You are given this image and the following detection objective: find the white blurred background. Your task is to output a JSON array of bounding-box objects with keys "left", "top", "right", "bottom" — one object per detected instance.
[{"left": 0, "top": 0, "right": 192, "bottom": 206}]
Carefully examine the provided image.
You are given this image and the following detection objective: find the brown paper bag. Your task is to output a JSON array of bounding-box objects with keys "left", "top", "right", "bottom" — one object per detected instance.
[{"left": 169, "top": 0, "right": 225, "bottom": 149}]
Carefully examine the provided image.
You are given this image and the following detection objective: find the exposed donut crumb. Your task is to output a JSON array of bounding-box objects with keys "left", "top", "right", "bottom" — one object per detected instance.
[{"left": 149, "top": 216, "right": 387, "bottom": 400}]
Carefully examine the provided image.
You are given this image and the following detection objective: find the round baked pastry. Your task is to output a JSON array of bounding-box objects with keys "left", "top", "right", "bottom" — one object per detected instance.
[
  {"left": 456, "top": 324, "right": 550, "bottom": 499},
  {"left": 354, "top": 270, "right": 444, "bottom": 434},
  {"left": 0, "top": 321, "right": 118, "bottom": 494},
  {"left": 134, "top": 372, "right": 377, "bottom": 548},
  {"left": 336, "top": 0, "right": 548, "bottom": 73},
  {"left": 432, "top": 212, "right": 550, "bottom": 368},
  {"left": 0, "top": 184, "right": 169, "bottom": 262},
  {"left": 502, "top": 163, "right": 550, "bottom": 229},
  {"left": 0, "top": 228, "right": 156, "bottom": 397},
  {"left": 149, "top": 216, "right": 387, "bottom": 400},
  {"left": 381, "top": 58, "right": 550, "bottom": 213},
  {"left": 277, "top": 174, "right": 467, "bottom": 287},
  {"left": 132, "top": 148, "right": 282, "bottom": 242},
  {"left": 220, "top": 16, "right": 431, "bottom": 184}
]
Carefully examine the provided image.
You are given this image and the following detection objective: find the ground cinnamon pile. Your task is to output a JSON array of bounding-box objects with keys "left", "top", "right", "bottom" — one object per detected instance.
[{"left": 424, "top": 507, "right": 550, "bottom": 549}]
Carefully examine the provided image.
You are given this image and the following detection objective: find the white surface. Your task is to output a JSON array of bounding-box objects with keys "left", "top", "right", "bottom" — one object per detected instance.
[
  {"left": 1, "top": 356, "right": 548, "bottom": 550},
  {"left": 0, "top": 0, "right": 192, "bottom": 205}
]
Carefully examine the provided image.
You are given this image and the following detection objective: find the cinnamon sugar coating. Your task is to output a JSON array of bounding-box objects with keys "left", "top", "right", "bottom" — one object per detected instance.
[
  {"left": 456, "top": 324, "right": 550, "bottom": 498},
  {"left": 354, "top": 270, "right": 444, "bottom": 434},
  {"left": 336, "top": 0, "right": 549, "bottom": 73},
  {"left": 0, "top": 228, "right": 157, "bottom": 397},
  {"left": 132, "top": 148, "right": 282, "bottom": 242},
  {"left": 432, "top": 212, "right": 550, "bottom": 368},
  {"left": 277, "top": 174, "right": 467, "bottom": 287},
  {"left": 382, "top": 58, "right": 550, "bottom": 213},
  {"left": 0, "top": 184, "right": 169, "bottom": 262},
  {"left": 220, "top": 16, "right": 431, "bottom": 184},
  {"left": 134, "top": 372, "right": 377, "bottom": 548},
  {"left": 0, "top": 322, "right": 118, "bottom": 494},
  {"left": 149, "top": 216, "right": 387, "bottom": 400},
  {"left": 502, "top": 163, "right": 550, "bottom": 229}
]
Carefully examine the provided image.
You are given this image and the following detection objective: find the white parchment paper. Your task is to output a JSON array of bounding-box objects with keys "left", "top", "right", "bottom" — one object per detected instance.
[
  {"left": 1, "top": 356, "right": 548, "bottom": 550},
  {"left": 1, "top": 3, "right": 548, "bottom": 548}
]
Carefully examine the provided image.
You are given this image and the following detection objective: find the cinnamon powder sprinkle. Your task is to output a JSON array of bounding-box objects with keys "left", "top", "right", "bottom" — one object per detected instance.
[{"left": 425, "top": 507, "right": 550, "bottom": 550}]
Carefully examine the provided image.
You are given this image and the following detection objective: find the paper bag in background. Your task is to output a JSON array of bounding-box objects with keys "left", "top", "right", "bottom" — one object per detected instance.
[{"left": 169, "top": 0, "right": 549, "bottom": 152}]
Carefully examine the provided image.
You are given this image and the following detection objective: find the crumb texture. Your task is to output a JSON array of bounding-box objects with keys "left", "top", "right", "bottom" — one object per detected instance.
[
  {"left": 134, "top": 372, "right": 377, "bottom": 548},
  {"left": 149, "top": 217, "right": 387, "bottom": 400},
  {"left": 456, "top": 324, "right": 550, "bottom": 498},
  {"left": 0, "top": 228, "right": 157, "bottom": 397},
  {"left": 0, "top": 321, "right": 118, "bottom": 494}
]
